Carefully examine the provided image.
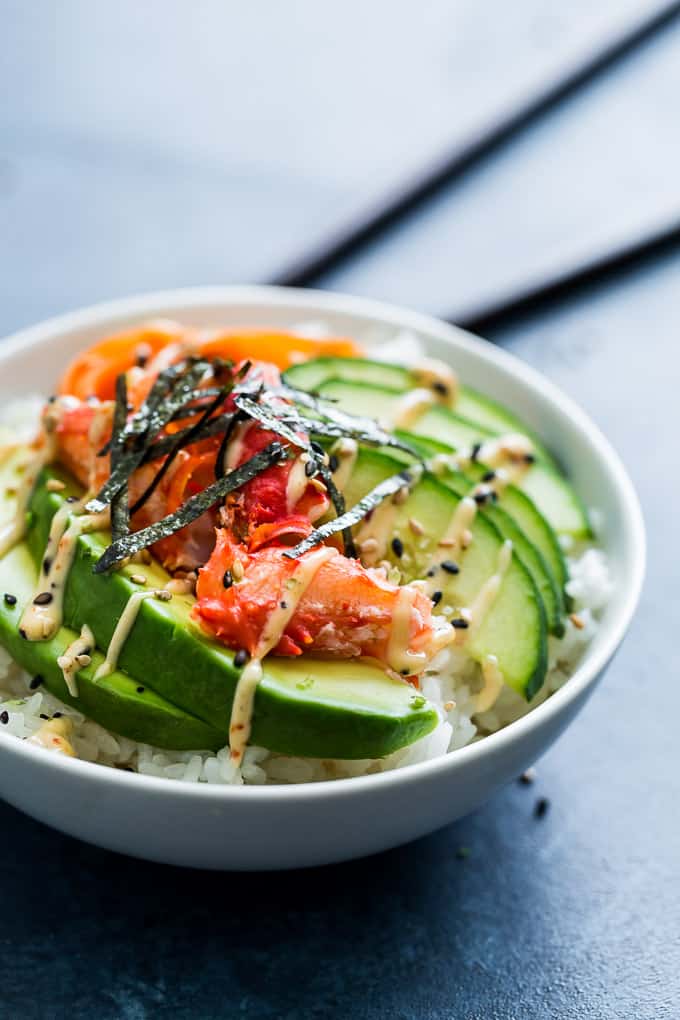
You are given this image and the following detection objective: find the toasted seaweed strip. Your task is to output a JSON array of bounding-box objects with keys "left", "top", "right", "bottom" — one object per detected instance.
[
  {"left": 141, "top": 413, "right": 235, "bottom": 463},
  {"left": 87, "top": 359, "right": 211, "bottom": 513},
  {"left": 314, "top": 456, "right": 357, "bottom": 559},
  {"left": 94, "top": 442, "right": 288, "bottom": 572},
  {"left": 284, "top": 465, "right": 423, "bottom": 559},
  {"left": 129, "top": 387, "right": 232, "bottom": 516},
  {"left": 109, "top": 373, "right": 130, "bottom": 544},
  {"left": 274, "top": 384, "right": 421, "bottom": 459},
  {"left": 233, "top": 394, "right": 310, "bottom": 450},
  {"left": 215, "top": 411, "right": 247, "bottom": 479}
]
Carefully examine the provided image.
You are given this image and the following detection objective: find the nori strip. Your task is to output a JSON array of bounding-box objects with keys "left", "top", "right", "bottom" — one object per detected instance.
[
  {"left": 129, "top": 387, "right": 232, "bottom": 516},
  {"left": 141, "top": 412, "right": 235, "bottom": 463},
  {"left": 233, "top": 393, "right": 310, "bottom": 451},
  {"left": 94, "top": 442, "right": 288, "bottom": 572},
  {"left": 284, "top": 465, "right": 423, "bottom": 559},
  {"left": 87, "top": 359, "right": 211, "bottom": 512},
  {"left": 109, "top": 373, "right": 130, "bottom": 544}
]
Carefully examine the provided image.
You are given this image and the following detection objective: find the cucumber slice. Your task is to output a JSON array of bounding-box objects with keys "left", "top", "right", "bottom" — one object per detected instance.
[
  {"left": 396, "top": 431, "right": 569, "bottom": 628},
  {"left": 286, "top": 356, "right": 556, "bottom": 464},
  {"left": 317, "top": 378, "right": 591, "bottom": 539},
  {"left": 341, "top": 448, "right": 548, "bottom": 698}
]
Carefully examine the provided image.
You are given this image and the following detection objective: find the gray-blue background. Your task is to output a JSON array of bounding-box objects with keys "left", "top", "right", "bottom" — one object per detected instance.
[{"left": 1, "top": 4, "right": 677, "bottom": 1017}]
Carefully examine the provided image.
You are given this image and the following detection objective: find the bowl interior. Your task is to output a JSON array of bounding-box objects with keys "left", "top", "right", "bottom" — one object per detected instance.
[{"left": 0, "top": 285, "right": 645, "bottom": 795}]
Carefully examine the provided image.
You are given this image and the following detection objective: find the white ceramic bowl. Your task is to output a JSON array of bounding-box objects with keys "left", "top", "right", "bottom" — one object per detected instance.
[{"left": 0, "top": 286, "right": 645, "bottom": 870}]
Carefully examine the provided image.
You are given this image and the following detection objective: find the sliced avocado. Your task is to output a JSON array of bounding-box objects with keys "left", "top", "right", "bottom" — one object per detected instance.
[
  {"left": 341, "top": 447, "right": 548, "bottom": 698},
  {"left": 0, "top": 542, "right": 225, "bottom": 750},
  {"left": 316, "top": 377, "right": 591, "bottom": 539},
  {"left": 17, "top": 467, "right": 439, "bottom": 759},
  {"left": 285, "top": 355, "right": 556, "bottom": 464}
]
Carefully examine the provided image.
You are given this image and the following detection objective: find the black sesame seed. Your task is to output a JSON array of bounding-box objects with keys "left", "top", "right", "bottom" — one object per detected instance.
[
  {"left": 432, "top": 381, "right": 449, "bottom": 397},
  {"left": 280, "top": 601, "right": 288, "bottom": 609},
  {"left": 47, "top": 395, "right": 57, "bottom": 404},
  {"left": 39, "top": 713, "right": 49, "bottom": 720},
  {"left": 328, "top": 454, "right": 339, "bottom": 473},
  {"left": 3, "top": 593, "right": 17, "bottom": 607},
  {"left": 42, "top": 557, "right": 52, "bottom": 574},
  {"left": 534, "top": 797, "right": 550, "bottom": 818},
  {"left": 304, "top": 459, "right": 316, "bottom": 477},
  {"left": 426, "top": 567, "right": 437, "bottom": 578},
  {"left": 53, "top": 712, "right": 62, "bottom": 719},
  {"left": 441, "top": 560, "right": 460, "bottom": 575},
  {"left": 30, "top": 675, "right": 44, "bottom": 689},
  {"left": 234, "top": 649, "right": 248, "bottom": 668},
  {"left": 481, "top": 470, "right": 496, "bottom": 482},
  {"left": 400, "top": 668, "right": 410, "bottom": 676},
  {"left": 19, "top": 628, "right": 27, "bottom": 640},
  {"left": 431, "top": 590, "right": 443, "bottom": 606},
  {"left": 0, "top": 710, "right": 8, "bottom": 725},
  {"left": 470, "top": 442, "right": 482, "bottom": 462},
  {"left": 222, "top": 569, "right": 233, "bottom": 589},
  {"left": 33, "top": 591, "right": 53, "bottom": 606},
  {"left": 452, "top": 618, "right": 469, "bottom": 630},
  {"left": 136, "top": 686, "right": 145, "bottom": 694},
  {"left": 524, "top": 453, "right": 536, "bottom": 465},
  {"left": 473, "top": 491, "right": 488, "bottom": 505},
  {"left": 391, "top": 537, "right": 404, "bottom": 558}
]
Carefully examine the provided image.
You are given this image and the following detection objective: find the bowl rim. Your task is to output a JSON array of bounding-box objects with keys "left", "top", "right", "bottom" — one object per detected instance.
[{"left": 0, "top": 285, "right": 646, "bottom": 802}]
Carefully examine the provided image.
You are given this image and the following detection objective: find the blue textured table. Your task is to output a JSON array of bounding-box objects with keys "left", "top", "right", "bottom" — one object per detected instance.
[{"left": 2, "top": 5, "right": 678, "bottom": 1018}]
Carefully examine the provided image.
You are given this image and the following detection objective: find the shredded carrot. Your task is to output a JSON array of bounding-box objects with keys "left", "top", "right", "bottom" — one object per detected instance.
[
  {"left": 196, "top": 329, "right": 362, "bottom": 370},
  {"left": 58, "top": 321, "right": 190, "bottom": 401},
  {"left": 59, "top": 322, "right": 362, "bottom": 400}
]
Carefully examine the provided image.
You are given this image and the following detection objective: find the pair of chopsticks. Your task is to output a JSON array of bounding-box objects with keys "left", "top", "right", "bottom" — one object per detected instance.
[{"left": 269, "top": 2, "right": 680, "bottom": 330}]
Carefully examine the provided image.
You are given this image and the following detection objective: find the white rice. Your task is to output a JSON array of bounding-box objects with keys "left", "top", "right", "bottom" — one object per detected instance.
[{"left": 0, "top": 375, "right": 612, "bottom": 785}]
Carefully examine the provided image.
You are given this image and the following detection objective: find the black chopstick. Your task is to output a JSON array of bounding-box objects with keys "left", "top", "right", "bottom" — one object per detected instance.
[
  {"left": 451, "top": 212, "right": 680, "bottom": 334},
  {"left": 269, "top": 1, "right": 680, "bottom": 289}
]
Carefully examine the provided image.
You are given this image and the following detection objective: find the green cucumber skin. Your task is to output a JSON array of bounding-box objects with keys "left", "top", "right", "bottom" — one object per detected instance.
[
  {"left": 0, "top": 544, "right": 226, "bottom": 751},
  {"left": 396, "top": 429, "right": 571, "bottom": 615},
  {"left": 22, "top": 471, "right": 439, "bottom": 760},
  {"left": 311, "top": 374, "right": 591, "bottom": 540},
  {"left": 285, "top": 357, "right": 557, "bottom": 465},
  {"left": 342, "top": 448, "right": 548, "bottom": 699}
]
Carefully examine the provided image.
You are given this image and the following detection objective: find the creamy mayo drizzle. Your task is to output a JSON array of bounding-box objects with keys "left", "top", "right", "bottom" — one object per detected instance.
[
  {"left": 224, "top": 420, "right": 251, "bottom": 471},
  {"left": 57, "top": 623, "right": 95, "bottom": 697},
  {"left": 411, "top": 359, "right": 459, "bottom": 407},
  {"left": 94, "top": 590, "right": 161, "bottom": 681},
  {"left": 28, "top": 715, "right": 75, "bottom": 756},
  {"left": 21, "top": 506, "right": 109, "bottom": 641},
  {"left": 0, "top": 433, "right": 57, "bottom": 558},
  {"left": 386, "top": 586, "right": 428, "bottom": 675},
  {"left": 228, "top": 545, "right": 337, "bottom": 766},
  {"left": 466, "top": 540, "right": 513, "bottom": 637},
  {"left": 423, "top": 497, "right": 477, "bottom": 596},
  {"left": 330, "top": 438, "right": 358, "bottom": 492},
  {"left": 390, "top": 388, "right": 437, "bottom": 430},
  {"left": 355, "top": 498, "right": 399, "bottom": 566},
  {"left": 475, "top": 655, "right": 505, "bottom": 713},
  {"left": 285, "top": 455, "right": 311, "bottom": 512}
]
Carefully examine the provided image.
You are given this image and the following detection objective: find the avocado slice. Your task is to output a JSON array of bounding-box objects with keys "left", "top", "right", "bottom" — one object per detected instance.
[
  {"left": 15, "top": 466, "right": 439, "bottom": 759},
  {"left": 0, "top": 542, "right": 226, "bottom": 750},
  {"left": 341, "top": 447, "right": 548, "bottom": 699}
]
